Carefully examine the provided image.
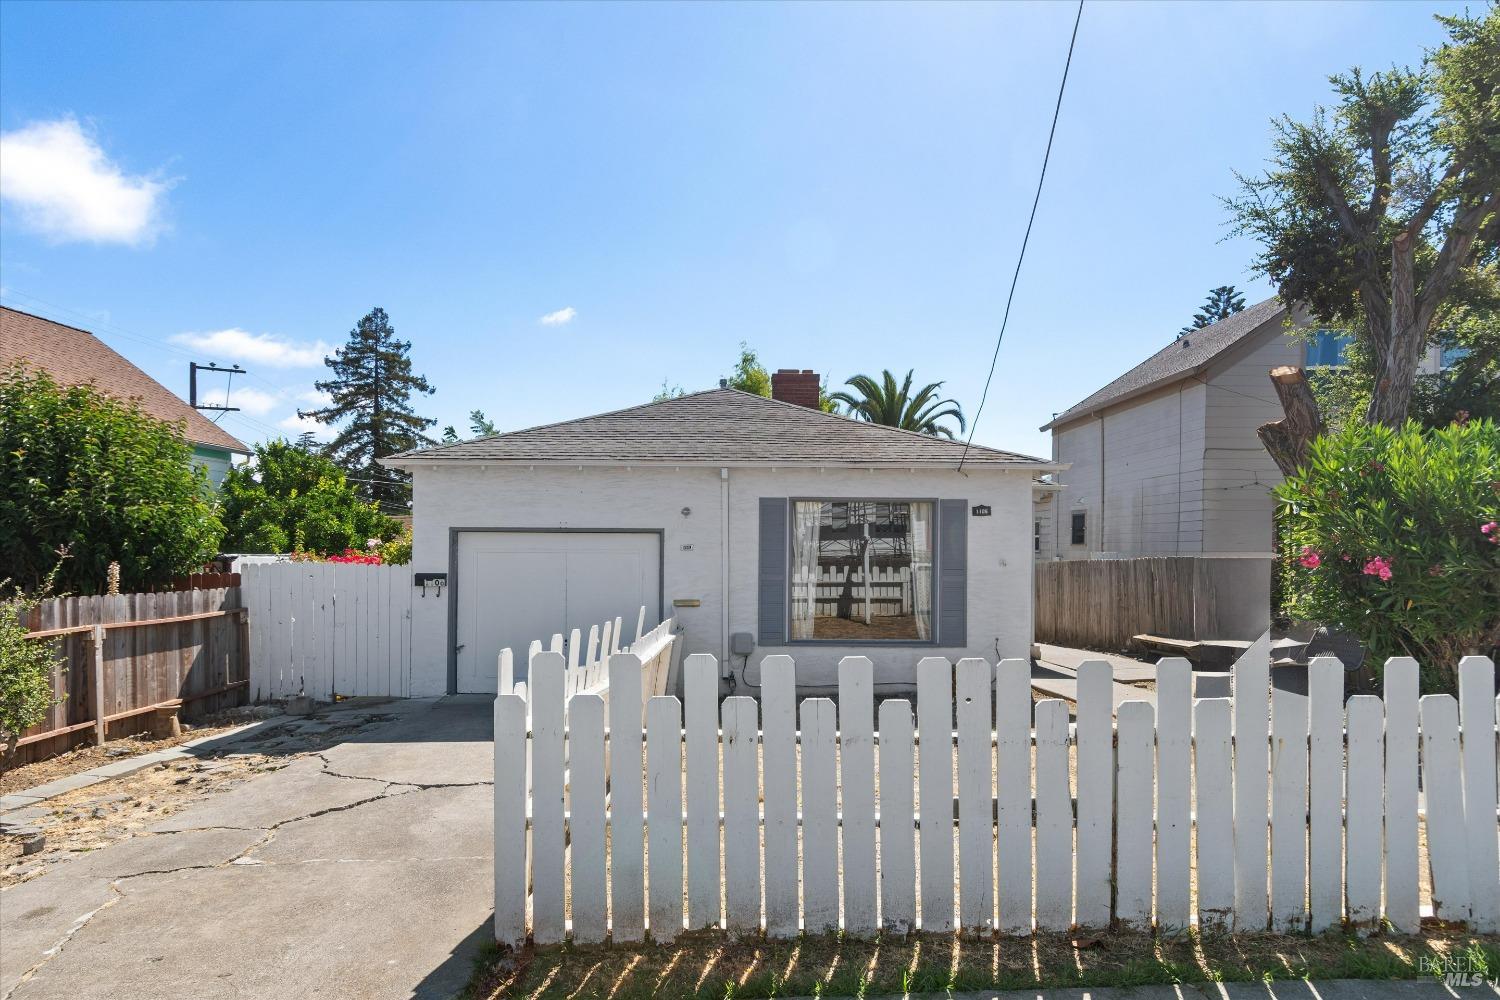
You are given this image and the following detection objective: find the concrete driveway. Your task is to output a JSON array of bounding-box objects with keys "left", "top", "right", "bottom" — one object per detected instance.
[{"left": 1, "top": 697, "right": 497, "bottom": 1000}]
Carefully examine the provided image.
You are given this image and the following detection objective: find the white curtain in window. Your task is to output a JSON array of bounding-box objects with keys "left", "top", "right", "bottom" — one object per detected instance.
[
  {"left": 790, "top": 501, "right": 823, "bottom": 640},
  {"left": 910, "top": 502, "right": 933, "bottom": 640}
]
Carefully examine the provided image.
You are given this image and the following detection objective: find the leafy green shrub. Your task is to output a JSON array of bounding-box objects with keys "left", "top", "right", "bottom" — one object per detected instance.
[
  {"left": 221, "top": 440, "right": 398, "bottom": 556},
  {"left": 1275, "top": 418, "right": 1500, "bottom": 691},
  {"left": 0, "top": 575, "right": 64, "bottom": 774},
  {"left": 0, "top": 366, "right": 224, "bottom": 595}
]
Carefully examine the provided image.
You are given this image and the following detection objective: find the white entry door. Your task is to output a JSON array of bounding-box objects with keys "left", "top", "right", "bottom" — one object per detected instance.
[{"left": 454, "top": 531, "right": 661, "bottom": 693}]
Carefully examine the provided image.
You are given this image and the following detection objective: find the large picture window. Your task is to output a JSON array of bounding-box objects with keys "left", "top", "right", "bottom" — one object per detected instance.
[{"left": 789, "top": 500, "right": 934, "bottom": 642}]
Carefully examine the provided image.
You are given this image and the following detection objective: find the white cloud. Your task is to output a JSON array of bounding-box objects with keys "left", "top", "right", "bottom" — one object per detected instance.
[
  {"left": 296, "top": 388, "right": 332, "bottom": 408},
  {"left": 0, "top": 118, "right": 170, "bottom": 245},
  {"left": 538, "top": 306, "right": 577, "bottom": 327},
  {"left": 171, "top": 328, "right": 330, "bottom": 368},
  {"left": 225, "top": 386, "right": 278, "bottom": 416}
]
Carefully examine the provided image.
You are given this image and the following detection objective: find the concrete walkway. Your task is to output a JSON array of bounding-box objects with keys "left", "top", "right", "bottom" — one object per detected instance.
[
  {"left": 1, "top": 696, "right": 497, "bottom": 1000},
  {"left": 790, "top": 981, "right": 1495, "bottom": 1000}
]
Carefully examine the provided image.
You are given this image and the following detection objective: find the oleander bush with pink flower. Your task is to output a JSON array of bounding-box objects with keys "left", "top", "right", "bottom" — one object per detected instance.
[{"left": 1275, "top": 418, "right": 1500, "bottom": 692}]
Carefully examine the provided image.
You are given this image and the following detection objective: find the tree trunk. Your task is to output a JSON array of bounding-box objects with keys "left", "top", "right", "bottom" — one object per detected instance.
[
  {"left": 1257, "top": 366, "right": 1325, "bottom": 477},
  {"left": 1365, "top": 230, "right": 1426, "bottom": 426}
]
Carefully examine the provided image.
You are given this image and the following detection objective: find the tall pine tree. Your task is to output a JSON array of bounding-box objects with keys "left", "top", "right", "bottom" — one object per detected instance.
[
  {"left": 1178, "top": 285, "right": 1246, "bottom": 337},
  {"left": 299, "top": 307, "right": 436, "bottom": 509}
]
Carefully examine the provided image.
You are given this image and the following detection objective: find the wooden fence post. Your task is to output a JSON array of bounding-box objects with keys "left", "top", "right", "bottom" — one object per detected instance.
[{"left": 91, "top": 624, "right": 107, "bottom": 746}]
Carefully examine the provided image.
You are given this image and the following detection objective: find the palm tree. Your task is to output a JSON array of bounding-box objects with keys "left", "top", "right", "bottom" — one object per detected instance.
[{"left": 830, "top": 370, "right": 966, "bottom": 439}]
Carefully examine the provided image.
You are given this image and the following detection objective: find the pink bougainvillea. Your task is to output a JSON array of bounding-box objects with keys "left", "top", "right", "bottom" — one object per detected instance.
[
  {"left": 1298, "top": 545, "right": 1321, "bottom": 569},
  {"left": 326, "top": 548, "right": 383, "bottom": 565},
  {"left": 1362, "top": 556, "right": 1394, "bottom": 581}
]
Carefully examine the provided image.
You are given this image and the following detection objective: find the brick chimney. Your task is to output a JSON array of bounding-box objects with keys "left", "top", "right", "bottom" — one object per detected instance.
[{"left": 771, "top": 369, "right": 821, "bottom": 408}]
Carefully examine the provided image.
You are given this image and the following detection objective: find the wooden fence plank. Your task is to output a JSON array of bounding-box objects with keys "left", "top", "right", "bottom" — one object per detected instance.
[
  {"left": 569, "top": 694, "right": 608, "bottom": 944},
  {"left": 995, "top": 659, "right": 1033, "bottom": 935},
  {"left": 1383, "top": 657, "right": 1420, "bottom": 934},
  {"left": 1034, "top": 699, "right": 1072, "bottom": 931},
  {"left": 493, "top": 695, "right": 528, "bottom": 947},
  {"left": 1156, "top": 658, "right": 1191, "bottom": 930},
  {"left": 1115, "top": 700, "right": 1155, "bottom": 928},
  {"left": 802, "top": 697, "right": 840, "bottom": 933},
  {"left": 1420, "top": 694, "right": 1469, "bottom": 920},
  {"left": 646, "top": 696, "right": 684, "bottom": 942},
  {"left": 1458, "top": 656, "right": 1499, "bottom": 932},
  {"left": 878, "top": 698, "right": 916, "bottom": 935},
  {"left": 1270, "top": 686, "right": 1309, "bottom": 932},
  {"left": 1232, "top": 641, "right": 1270, "bottom": 931},
  {"left": 610, "top": 653, "right": 647, "bottom": 942},
  {"left": 916, "top": 657, "right": 954, "bottom": 933},
  {"left": 839, "top": 656, "right": 878, "bottom": 937},
  {"left": 1307, "top": 656, "right": 1343, "bottom": 931},
  {"left": 684, "top": 653, "right": 721, "bottom": 930},
  {"left": 722, "top": 696, "right": 761, "bottom": 934},
  {"left": 761, "top": 655, "right": 800, "bottom": 939},
  {"left": 529, "top": 651, "right": 567, "bottom": 944},
  {"left": 1344, "top": 695, "right": 1383, "bottom": 926},
  {"left": 1074, "top": 659, "right": 1113, "bottom": 929},
  {"left": 956, "top": 657, "right": 993, "bottom": 933},
  {"left": 1193, "top": 697, "right": 1233, "bottom": 929}
]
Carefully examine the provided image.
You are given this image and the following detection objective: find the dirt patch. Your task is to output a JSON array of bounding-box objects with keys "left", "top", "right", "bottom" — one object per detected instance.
[
  {"left": 0, "top": 708, "right": 395, "bottom": 887},
  {"left": 0, "top": 707, "right": 278, "bottom": 796}
]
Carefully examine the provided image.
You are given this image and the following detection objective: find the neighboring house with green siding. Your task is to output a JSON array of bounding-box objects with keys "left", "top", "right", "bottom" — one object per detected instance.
[{"left": 0, "top": 306, "right": 250, "bottom": 488}]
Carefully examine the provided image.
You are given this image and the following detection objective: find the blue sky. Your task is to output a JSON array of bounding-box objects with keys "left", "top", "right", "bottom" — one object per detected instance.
[{"left": 0, "top": 0, "right": 1466, "bottom": 460}]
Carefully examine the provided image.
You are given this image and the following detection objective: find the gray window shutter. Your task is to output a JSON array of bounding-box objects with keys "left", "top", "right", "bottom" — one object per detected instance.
[
  {"left": 758, "top": 498, "right": 788, "bottom": 645},
  {"left": 937, "top": 499, "right": 967, "bottom": 647}
]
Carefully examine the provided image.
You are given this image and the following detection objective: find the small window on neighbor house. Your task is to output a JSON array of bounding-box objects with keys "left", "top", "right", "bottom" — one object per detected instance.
[
  {"left": 1034, "top": 521, "right": 1041, "bottom": 552},
  {"left": 1071, "top": 511, "right": 1087, "bottom": 546}
]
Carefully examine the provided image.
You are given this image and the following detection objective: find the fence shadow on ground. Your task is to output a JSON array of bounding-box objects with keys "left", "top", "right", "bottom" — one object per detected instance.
[{"left": 463, "top": 925, "right": 1495, "bottom": 1000}]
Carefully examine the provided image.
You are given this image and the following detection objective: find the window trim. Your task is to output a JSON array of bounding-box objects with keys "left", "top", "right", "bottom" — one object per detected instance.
[{"left": 783, "top": 495, "right": 943, "bottom": 647}]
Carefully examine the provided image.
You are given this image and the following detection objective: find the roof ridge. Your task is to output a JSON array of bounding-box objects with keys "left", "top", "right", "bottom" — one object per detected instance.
[
  {"left": 410, "top": 386, "right": 733, "bottom": 456},
  {"left": 1044, "top": 296, "right": 1286, "bottom": 429},
  {"left": 730, "top": 384, "right": 1031, "bottom": 460}
]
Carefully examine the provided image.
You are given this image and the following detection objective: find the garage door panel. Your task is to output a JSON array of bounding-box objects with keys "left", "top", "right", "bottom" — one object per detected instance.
[{"left": 455, "top": 531, "right": 660, "bottom": 694}]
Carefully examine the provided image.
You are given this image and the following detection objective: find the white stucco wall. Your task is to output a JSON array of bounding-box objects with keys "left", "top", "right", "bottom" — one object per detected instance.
[{"left": 405, "top": 463, "right": 1035, "bottom": 694}]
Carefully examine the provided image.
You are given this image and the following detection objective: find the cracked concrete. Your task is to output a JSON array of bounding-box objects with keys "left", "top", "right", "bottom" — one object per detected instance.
[{"left": 0, "top": 698, "right": 497, "bottom": 1000}]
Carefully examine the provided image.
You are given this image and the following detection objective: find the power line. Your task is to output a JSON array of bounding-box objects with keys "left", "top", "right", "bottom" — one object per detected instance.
[{"left": 958, "top": 0, "right": 1084, "bottom": 472}]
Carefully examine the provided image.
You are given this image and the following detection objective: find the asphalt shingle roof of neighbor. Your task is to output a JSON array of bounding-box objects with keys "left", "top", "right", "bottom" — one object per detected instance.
[
  {"left": 0, "top": 306, "right": 251, "bottom": 454},
  {"left": 386, "top": 387, "right": 1052, "bottom": 467},
  {"left": 1042, "top": 296, "right": 1288, "bottom": 430}
]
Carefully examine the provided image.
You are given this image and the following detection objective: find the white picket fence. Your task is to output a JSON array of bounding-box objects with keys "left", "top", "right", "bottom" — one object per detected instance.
[
  {"left": 493, "top": 652, "right": 1500, "bottom": 946},
  {"left": 499, "top": 610, "right": 679, "bottom": 711},
  {"left": 242, "top": 562, "right": 413, "bottom": 701}
]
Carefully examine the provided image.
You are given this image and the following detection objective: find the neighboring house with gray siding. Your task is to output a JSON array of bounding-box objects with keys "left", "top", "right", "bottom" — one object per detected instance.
[
  {"left": 1037, "top": 297, "right": 1305, "bottom": 562},
  {"left": 383, "top": 374, "right": 1057, "bottom": 696}
]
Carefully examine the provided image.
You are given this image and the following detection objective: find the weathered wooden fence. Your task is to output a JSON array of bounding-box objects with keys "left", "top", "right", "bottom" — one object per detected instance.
[
  {"left": 16, "top": 587, "right": 249, "bottom": 764},
  {"left": 1034, "top": 556, "right": 1272, "bottom": 648},
  {"left": 240, "top": 562, "right": 413, "bottom": 701},
  {"left": 494, "top": 651, "right": 1499, "bottom": 945}
]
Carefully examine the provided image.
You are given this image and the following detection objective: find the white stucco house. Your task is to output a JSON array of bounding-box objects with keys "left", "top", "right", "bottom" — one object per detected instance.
[{"left": 383, "top": 372, "right": 1056, "bottom": 696}]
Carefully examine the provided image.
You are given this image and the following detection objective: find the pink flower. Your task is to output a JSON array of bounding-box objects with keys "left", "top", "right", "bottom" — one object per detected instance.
[
  {"left": 1298, "top": 545, "right": 1321, "bottom": 569},
  {"left": 1362, "top": 556, "right": 1393, "bottom": 581},
  {"left": 1483, "top": 521, "right": 1498, "bottom": 544}
]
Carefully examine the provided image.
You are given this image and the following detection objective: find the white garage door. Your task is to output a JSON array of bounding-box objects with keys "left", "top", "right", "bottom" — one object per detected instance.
[{"left": 454, "top": 531, "right": 661, "bottom": 693}]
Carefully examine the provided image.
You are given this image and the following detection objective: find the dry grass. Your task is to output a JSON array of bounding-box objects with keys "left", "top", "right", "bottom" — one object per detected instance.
[{"left": 468, "top": 926, "right": 1498, "bottom": 999}]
